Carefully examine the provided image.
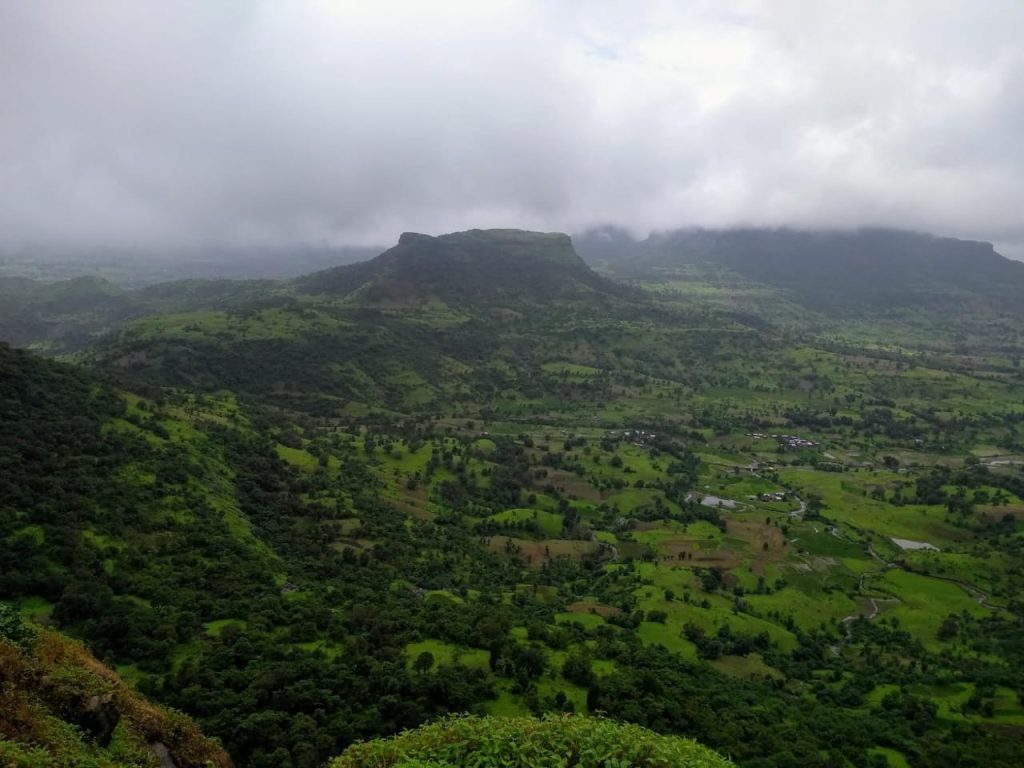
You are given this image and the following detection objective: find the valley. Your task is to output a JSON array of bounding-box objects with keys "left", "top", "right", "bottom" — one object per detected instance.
[{"left": 2, "top": 228, "right": 1023, "bottom": 768}]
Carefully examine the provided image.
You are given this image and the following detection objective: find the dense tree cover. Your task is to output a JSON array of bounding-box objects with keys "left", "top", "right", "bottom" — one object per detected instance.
[
  {"left": 587, "top": 637, "right": 1023, "bottom": 768},
  {"left": 3, "top": 231, "right": 1024, "bottom": 768},
  {"left": 5, "top": 327, "right": 1024, "bottom": 767}
]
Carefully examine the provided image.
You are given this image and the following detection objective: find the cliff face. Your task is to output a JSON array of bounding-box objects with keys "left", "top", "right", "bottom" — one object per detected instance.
[{"left": 0, "top": 605, "right": 231, "bottom": 768}]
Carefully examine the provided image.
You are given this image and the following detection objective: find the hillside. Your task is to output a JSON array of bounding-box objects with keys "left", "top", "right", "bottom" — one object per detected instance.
[
  {"left": 2, "top": 230, "right": 1024, "bottom": 768},
  {"left": 0, "top": 229, "right": 628, "bottom": 357},
  {"left": 577, "top": 228, "right": 1024, "bottom": 344},
  {"left": 0, "top": 274, "right": 278, "bottom": 354},
  {"left": 85, "top": 228, "right": 733, "bottom": 414},
  {"left": 297, "top": 229, "right": 622, "bottom": 308},
  {"left": 0, "top": 605, "right": 230, "bottom": 767}
]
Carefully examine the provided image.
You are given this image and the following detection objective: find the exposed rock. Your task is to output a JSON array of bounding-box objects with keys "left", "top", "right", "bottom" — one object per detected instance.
[{"left": 150, "top": 741, "right": 179, "bottom": 768}]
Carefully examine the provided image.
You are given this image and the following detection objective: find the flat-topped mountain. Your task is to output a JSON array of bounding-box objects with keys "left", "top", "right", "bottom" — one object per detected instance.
[
  {"left": 578, "top": 227, "right": 1024, "bottom": 314},
  {"left": 297, "top": 228, "right": 620, "bottom": 307}
]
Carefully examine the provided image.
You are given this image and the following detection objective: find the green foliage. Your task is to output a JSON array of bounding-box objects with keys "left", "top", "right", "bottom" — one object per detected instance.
[
  {"left": 332, "top": 714, "right": 733, "bottom": 768},
  {"left": 3, "top": 229, "right": 1024, "bottom": 768},
  {"left": 0, "top": 628, "right": 229, "bottom": 768},
  {"left": 0, "top": 603, "right": 36, "bottom": 646}
]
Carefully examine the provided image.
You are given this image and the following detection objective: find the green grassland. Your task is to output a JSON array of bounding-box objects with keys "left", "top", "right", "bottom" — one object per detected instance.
[{"left": 4, "top": 230, "right": 1024, "bottom": 768}]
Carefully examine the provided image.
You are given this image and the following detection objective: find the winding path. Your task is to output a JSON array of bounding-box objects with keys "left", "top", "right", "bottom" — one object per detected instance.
[{"left": 748, "top": 454, "right": 1008, "bottom": 655}]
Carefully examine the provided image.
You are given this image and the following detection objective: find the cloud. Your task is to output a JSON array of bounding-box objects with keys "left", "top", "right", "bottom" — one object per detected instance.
[{"left": 0, "top": 0, "right": 1022, "bottom": 253}]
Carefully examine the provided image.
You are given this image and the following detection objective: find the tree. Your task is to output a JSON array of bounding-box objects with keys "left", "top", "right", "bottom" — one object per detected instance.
[
  {"left": 562, "top": 653, "right": 594, "bottom": 687},
  {"left": 413, "top": 650, "right": 435, "bottom": 674}
]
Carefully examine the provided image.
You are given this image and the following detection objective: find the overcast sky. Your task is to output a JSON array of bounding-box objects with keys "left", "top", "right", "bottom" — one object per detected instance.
[{"left": 2, "top": 1, "right": 1022, "bottom": 257}]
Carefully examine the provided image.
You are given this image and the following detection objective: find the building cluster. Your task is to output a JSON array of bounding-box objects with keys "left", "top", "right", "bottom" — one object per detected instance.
[
  {"left": 750, "top": 491, "right": 788, "bottom": 502},
  {"left": 622, "top": 429, "right": 657, "bottom": 445},
  {"left": 746, "top": 432, "right": 820, "bottom": 449}
]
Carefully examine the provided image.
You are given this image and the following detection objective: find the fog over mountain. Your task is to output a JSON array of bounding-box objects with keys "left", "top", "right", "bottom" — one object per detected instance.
[{"left": 1, "top": 1, "right": 1022, "bottom": 258}]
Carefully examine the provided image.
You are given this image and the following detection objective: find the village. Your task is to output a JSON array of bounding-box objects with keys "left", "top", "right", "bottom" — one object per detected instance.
[{"left": 746, "top": 431, "right": 820, "bottom": 449}]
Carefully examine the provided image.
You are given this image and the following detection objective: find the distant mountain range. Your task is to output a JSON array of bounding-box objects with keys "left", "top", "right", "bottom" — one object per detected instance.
[
  {"left": 575, "top": 227, "right": 1024, "bottom": 315},
  {"left": 3, "top": 226, "right": 1023, "bottom": 365}
]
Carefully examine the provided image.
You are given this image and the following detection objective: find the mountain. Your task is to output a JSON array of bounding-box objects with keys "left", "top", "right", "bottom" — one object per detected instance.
[
  {"left": 0, "top": 341, "right": 282, "bottom": 662},
  {"left": 0, "top": 244, "right": 385, "bottom": 286},
  {"left": 4, "top": 227, "right": 1024, "bottom": 768},
  {"left": 0, "top": 274, "right": 278, "bottom": 354},
  {"left": 297, "top": 229, "right": 623, "bottom": 308},
  {"left": 85, "top": 228, "right": 684, "bottom": 413},
  {"left": 577, "top": 226, "right": 1024, "bottom": 315}
]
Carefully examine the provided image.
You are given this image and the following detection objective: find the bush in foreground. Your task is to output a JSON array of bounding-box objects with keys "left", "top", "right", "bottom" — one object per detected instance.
[{"left": 332, "top": 714, "right": 734, "bottom": 768}]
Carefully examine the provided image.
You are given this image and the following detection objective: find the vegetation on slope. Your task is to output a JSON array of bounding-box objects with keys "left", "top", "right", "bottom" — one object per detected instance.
[
  {"left": 332, "top": 714, "right": 733, "bottom": 768},
  {"left": 581, "top": 227, "right": 1024, "bottom": 312},
  {"left": 579, "top": 227, "right": 1024, "bottom": 348},
  {"left": 297, "top": 229, "right": 622, "bottom": 307},
  {"left": 2, "top": 229, "right": 1024, "bottom": 767},
  {"left": 0, "top": 605, "right": 230, "bottom": 767}
]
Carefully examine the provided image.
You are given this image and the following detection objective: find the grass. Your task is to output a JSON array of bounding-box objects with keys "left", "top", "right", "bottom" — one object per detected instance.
[
  {"left": 485, "top": 687, "right": 532, "bottom": 717},
  {"left": 203, "top": 619, "right": 246, "bottom": 637},
  {"left": 873, "top": 570, "right": 992, "bottom": 651},
  {"left": 16, "top": 597, "right": 54, "bottom": 621},
  {"left": 7, "top": 525, "right": 44, "bottom": 545},
  {"left": 488, "top": 508, "right": 565, "bottom": 537},
  {"left": 405, "top": 640, "right": 489, "bottom": 671},
  {"left": 294, "top": 639, "right": 345, "bottom": 659},
  {"left": 536, "top": 675, "right": 589, "bottom": 713},
  {"left": 276, "top": 443, "right": 320, "bottom": 471},
  {"left": 868, "top": 746, "right": 910, "bottom": 768},
  {"left": 711, "top": 653, "right": 783, "bottom": 680}
]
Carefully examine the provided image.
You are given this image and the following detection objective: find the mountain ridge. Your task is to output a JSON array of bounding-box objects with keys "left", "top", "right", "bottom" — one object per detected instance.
[{"left": 576, "top": 226, "right": 1024, "bottom": 314}]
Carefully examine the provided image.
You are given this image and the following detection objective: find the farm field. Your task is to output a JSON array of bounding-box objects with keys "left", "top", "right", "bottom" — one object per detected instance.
[{"left": 3, "top": 228, "right": 1024, "bottom": 768}]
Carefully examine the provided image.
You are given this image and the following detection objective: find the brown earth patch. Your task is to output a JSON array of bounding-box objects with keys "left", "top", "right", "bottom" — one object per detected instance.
[
  {"left": 388, "top": 497, "right": 436, "bottom": 520},
  {"left": 688, "top": 549, "right": 742, "bottom": 569},
  {"left": 977, "top": 504, "right": 1024, "bottom": 521},
  {"left": 632, "top": 521, "right": 664, "bottom": 532},
  {"left": 487, "top": 535, "right": 600, "bottom": 569},
  {"left": 728, "top": 518, "right": 788, "bottom": 575},
  {"left": 536, "top": 469, "right": 603, "bottom": 502},
  {"left": 567, "top": 601, "right": 621, "bottom": 618}
]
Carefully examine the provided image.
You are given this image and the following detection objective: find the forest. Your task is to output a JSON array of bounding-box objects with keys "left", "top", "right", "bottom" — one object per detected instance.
[{"left": 2, "top": 228, "right": 1024, "bottom": 767}]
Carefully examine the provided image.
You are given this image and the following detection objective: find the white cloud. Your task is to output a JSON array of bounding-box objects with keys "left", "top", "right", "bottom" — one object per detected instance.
[{"left": 0, "top": 0, "right": 1021, "bottom": 254}]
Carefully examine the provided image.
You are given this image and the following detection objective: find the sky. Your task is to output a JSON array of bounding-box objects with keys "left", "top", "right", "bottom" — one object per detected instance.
[{"left": 1, "top": 0, "right": 1023, "bottom": 257}]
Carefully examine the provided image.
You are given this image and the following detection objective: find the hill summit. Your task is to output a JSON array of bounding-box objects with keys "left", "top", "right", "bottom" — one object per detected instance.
[{"left": 297, "top": 228, "right": 618, "bottom": 307}]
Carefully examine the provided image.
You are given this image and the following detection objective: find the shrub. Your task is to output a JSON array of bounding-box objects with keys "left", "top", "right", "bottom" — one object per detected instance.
[{"left": 332, "top": 714, "right": 733, "bottom": 767}]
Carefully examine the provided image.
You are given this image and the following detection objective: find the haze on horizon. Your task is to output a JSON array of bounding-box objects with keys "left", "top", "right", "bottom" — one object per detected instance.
[{"left": 1, "top": 1, "right": 1023, "bottom": 259}]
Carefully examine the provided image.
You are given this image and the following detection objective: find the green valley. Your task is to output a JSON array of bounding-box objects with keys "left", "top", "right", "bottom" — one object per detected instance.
[{"left": 2, "top": 228, "right": 1023, "bottom": 768}]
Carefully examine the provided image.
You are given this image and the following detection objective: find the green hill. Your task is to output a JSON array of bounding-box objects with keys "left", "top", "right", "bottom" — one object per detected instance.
[
  {"left": 2, "top": 229, "right": 1024, "bottom": 768},
  {"left": 578, "top": 227, "right": 1024, "bottom": 339},
  {"left": 0, "top": 273, "right": 279, "bottom": 354},
  {"left": 332, "top": 714, "right": 733, "bottom": 768},
  {"left": 84, "top": 228, "right": 734, "bottom": 414},
  {"left": 298, "top": 229, "right": 622, "bottom": 308}
]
